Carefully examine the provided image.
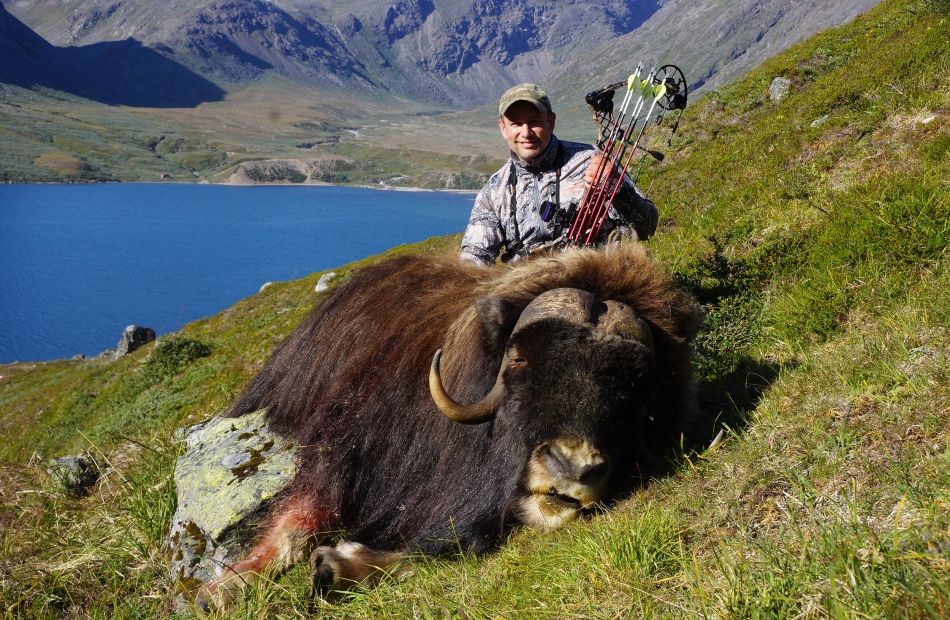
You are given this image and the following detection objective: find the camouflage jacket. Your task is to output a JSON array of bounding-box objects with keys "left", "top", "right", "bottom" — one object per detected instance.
[{"left": 459, "top": 135, "right": 658, "bottom": 265}]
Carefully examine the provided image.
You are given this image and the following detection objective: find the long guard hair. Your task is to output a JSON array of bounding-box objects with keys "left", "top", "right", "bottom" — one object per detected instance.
[{"left": 225, "top": 243, "right": 701, "bottom": 552}]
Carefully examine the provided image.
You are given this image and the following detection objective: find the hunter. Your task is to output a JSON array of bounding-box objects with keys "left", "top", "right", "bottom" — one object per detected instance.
[{"left": 460, "top": 83, "right": 658, "bottom": 265}]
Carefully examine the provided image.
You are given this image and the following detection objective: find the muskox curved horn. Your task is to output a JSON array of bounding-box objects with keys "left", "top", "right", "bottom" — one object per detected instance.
[
  {"left": 512, "top": 288, "right": 596, "bottom": 333},
  {"left": 596, "top": 300, "right": 654, "bottom": 350},
  {"left": 429, "top": 349, "right": 504, "bottom": 424}
]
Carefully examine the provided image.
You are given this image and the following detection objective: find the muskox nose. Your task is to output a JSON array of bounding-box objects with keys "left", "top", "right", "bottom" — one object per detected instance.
[
  {"left": 519, "top": 438, "right": 613, "bottom": 531},
  {"left": 542, "top": 439, "right": 610, "bottom": 487}
]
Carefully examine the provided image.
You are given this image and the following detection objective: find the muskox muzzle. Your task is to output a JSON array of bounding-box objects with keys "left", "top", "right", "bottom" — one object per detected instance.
[{"left": 519, "top": 437, "right": 612, "bottom": 531}]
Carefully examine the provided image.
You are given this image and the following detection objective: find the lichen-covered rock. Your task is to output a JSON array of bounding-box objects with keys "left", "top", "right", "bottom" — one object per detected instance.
[
  {"left": 315, "top": 271, "right": 337, "bottom": 293},
  {"left": 166, "top": 409, "right": 297, "bottom": 597},
  {"left": 769, "top": 76, "right": 792, "bottom": 102}
]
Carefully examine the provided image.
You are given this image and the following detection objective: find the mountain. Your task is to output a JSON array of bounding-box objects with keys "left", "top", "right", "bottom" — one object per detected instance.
[
  {"left": 4, "top": 0, "right": 880, "bottom": 105},
  {"left": 3, "top": 0, "right": 660, "bottom": 103},
  {"left": 0, "top": 0, "right": 883, "bottom": 184},
  {"left": 0, "top": 4, "right": 224, "bottom": 107}
]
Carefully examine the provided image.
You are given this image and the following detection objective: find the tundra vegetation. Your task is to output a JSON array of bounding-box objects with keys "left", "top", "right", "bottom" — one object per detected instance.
[{"left": 1, "top": 0, "right": 948, "bottom": 617}]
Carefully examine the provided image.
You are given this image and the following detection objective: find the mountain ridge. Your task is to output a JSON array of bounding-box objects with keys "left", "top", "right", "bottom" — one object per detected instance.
[
  {"left": 5, "top": 0, "right": 880, "bottom": 106},
  {"left": 0, "top": 0, "right": 883, "bottom": 185}
]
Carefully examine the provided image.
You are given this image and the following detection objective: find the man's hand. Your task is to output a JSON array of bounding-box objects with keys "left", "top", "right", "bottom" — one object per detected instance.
[{"left": 584, "top": 152, "right": 617, "bottom": 187}]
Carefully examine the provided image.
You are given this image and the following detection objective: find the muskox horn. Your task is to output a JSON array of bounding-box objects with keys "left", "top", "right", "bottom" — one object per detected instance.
[
  {"left": 512, "top": 288, "right": 596, "bottom": 333},
  {"left": 429, "top": 349, "right": 504, "bottom": 424},
  {"left": 596, "top": 300, "right": 654, "bottom": 350}
]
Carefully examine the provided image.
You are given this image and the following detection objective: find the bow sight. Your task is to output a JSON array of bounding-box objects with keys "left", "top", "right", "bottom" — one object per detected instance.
[{"left": 586, "top": 64, "right": 688, "bottom": 153}]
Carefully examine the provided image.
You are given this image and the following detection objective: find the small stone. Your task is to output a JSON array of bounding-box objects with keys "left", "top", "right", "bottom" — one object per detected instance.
[
  {"left": 47, "top": 454, "right": 101, "bottom": 496},
  {"left": 811, "top": 114, "right": 829, "bottom": 127},
  {"left": 315, "top": 272, "right": 337, "bottom": 293}
]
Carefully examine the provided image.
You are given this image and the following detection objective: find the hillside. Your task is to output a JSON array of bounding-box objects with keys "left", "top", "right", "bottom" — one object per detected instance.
[
  {"left": 0, "top": 0, "right": 947, "bottom": 616},
  {"left": 0, "top": 0, "right": 881, "bottom": 185}
]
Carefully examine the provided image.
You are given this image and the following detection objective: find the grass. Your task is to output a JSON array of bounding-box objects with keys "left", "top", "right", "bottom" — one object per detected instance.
[{"left": 1, "top": 0, "right": 949, "bottom": 617}]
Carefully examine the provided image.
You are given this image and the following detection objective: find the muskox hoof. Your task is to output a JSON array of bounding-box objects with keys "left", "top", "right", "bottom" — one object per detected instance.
[
  {"left": 308, "top": 545, "right": 341, "bottom": 600},
  {"left": 195, "top": 570, "right": 245, "bottom": 612},
  {"left": 308, "top": 541, "right": 406, "bottom": 601}
]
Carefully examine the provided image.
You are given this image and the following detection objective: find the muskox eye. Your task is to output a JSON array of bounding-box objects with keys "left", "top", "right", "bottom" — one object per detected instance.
[{"left": 507, "top": 345, "right": 527, "bottom": 367}]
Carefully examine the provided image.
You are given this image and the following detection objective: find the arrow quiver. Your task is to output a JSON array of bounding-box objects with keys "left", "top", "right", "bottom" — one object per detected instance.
[{"left": 586, "top": 80, "right": 627, "bottom": 147}]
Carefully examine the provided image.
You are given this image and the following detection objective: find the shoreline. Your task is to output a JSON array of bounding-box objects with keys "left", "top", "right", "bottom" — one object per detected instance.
[{"left": 1, "top": 179, "right": 478, "bottom": 194}]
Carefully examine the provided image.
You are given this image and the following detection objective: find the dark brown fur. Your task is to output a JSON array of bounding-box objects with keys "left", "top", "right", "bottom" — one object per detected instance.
[{"left": 219, "top": 242, "right": 701, "bottom": 586}]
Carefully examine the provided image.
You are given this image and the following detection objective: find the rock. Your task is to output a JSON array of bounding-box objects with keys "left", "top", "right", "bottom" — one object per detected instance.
[
  {"left": 166, "top": 409, "right": 297, "bottom": 596},
  {"left": 811, "top": 114, "right": 829, "bottom": 127},
  {"left": 335, "top": 13, "right": 362, "bottom": 36},
  {"left": 47, "top": 453, "right": 101, "bottom": 496},
  {"left": 315, "top": 271, "right": 337, "bottom": 293},
  {"left": 113, "top": 325, "right": 155, "bottom": 360},
  {"left": 769, "top": 77, "right": 792, "bottom": 102}
]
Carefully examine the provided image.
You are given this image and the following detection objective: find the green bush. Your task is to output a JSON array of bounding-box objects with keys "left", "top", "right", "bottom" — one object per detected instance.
[{"left": 142, "top": 336, "right": 213, "bottom": 384}]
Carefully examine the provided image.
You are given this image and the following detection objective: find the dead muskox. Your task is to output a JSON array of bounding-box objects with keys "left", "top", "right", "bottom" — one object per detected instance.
[{"left": 198, "top": 243, "right": 703, "bottom": 609}]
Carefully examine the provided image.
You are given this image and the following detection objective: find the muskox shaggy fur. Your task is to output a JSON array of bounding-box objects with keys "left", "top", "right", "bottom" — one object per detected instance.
[{"left": 199, "top": 242, "right": 703, "bottom": 608}]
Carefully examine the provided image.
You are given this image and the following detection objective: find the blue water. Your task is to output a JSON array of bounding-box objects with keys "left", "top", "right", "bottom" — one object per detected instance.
[{"left": 0, "top": 183, "right": 474, "bottom": 363}]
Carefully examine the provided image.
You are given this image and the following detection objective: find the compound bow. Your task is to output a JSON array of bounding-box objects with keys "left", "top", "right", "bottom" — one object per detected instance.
[{"left": 558, "top": 64, "right": 688, "bottom": 248}]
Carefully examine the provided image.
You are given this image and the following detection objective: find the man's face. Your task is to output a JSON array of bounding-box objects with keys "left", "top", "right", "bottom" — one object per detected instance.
[{"left": 498, "top": 101, "right": 556, "bottom": 163}]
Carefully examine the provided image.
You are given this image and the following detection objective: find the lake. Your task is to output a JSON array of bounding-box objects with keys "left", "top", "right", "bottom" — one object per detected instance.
[{"left": 0, "top": 183, "right": 475, "bottom": 363}]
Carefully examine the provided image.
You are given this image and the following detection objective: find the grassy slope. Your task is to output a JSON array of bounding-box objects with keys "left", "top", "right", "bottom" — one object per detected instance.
[{"left": 1, "top": 0, "right": 948, "bottom": 616}]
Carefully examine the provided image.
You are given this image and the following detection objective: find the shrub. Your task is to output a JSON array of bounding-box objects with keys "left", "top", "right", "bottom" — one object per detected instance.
[{"left": 142, "top": 336, "right": 213, "bottom": 384}]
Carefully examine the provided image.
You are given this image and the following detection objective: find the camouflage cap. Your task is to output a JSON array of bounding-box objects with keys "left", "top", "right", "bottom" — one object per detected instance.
[{"left": 498, "top": 83, "right": 553, "bottom": 117}]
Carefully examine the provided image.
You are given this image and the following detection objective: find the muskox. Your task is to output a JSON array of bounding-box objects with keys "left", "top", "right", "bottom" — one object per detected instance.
[{"left": 198, "top": 242, "right": 702, "bottom": 609}]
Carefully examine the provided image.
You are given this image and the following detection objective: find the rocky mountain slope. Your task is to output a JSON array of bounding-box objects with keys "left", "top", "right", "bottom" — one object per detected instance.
[
  {"left": 0, "top": 0, "right": 883, "bottom": 185},
  {"left": 5, "top": 0, "right": 880, "bottom": 106},
  {"left": 0, "top": 4, "right": 224, "bottom": 107}
]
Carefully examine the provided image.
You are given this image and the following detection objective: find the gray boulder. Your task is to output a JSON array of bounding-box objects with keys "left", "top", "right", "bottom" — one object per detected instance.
[
  {"left": 166, "top": 409, "right": 297, "bottom": 596},
  {"left": 315, "top": 271, "right": 337, "bottom": 293},
  {"left": 769, "top": 77, "right": 792, "bottom": 102},
  {"left": 47, "top": 453, "right": 101, "bottom": 496},
  {"left": 113, "top": 325, "right": 155, "bottom": 359}
]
